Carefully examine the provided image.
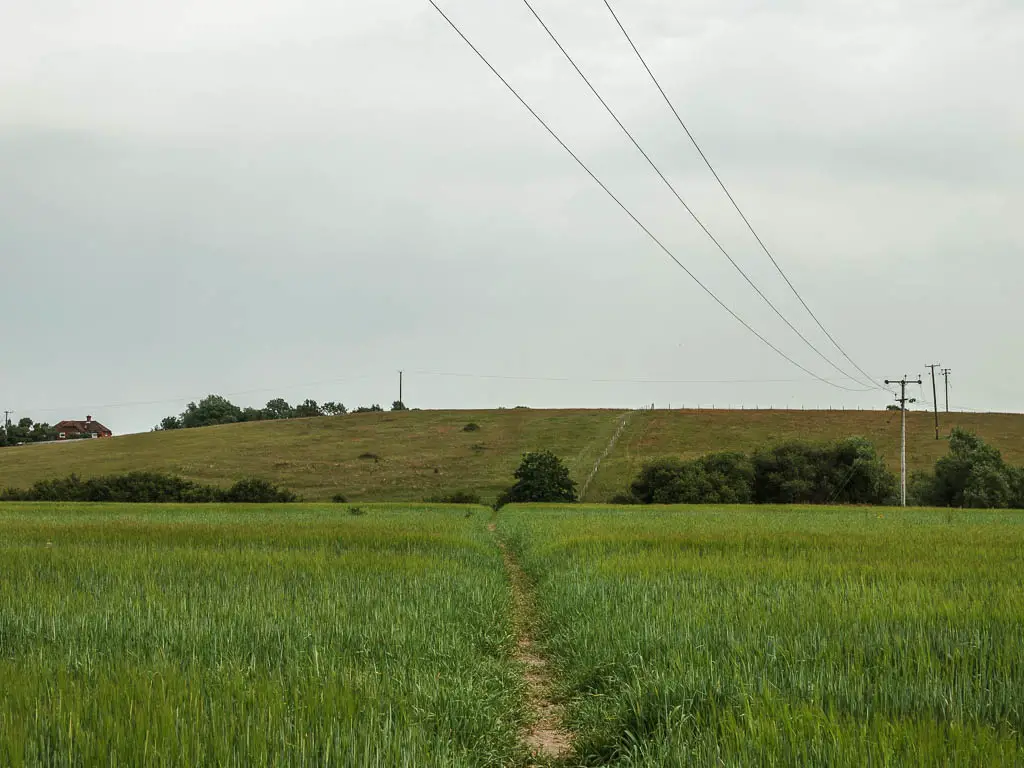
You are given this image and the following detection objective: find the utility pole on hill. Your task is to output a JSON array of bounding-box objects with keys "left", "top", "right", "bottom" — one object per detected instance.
[
  {"left": 398, "top": 370, "right": 403, "bottom": 407},
  {"left": 926, "top": 364, "right": 940, "bottom": 440},
  {"left": 941, "top": 368, "right": 952, "bottom": 413},
  {"left": 885, "top": 375, "right": 922, "bottom": 507}
]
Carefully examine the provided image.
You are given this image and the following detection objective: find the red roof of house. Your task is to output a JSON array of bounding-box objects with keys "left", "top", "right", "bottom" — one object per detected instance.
[{"left": 55, "top": 418, "right": 112, "bottom": 435}]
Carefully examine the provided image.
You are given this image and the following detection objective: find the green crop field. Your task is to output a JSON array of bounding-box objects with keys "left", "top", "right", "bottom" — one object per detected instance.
[
  {"left": 2, "top": 409, "right": 1023, "bottom": 503},
  {"left": 4, "top": 502, "right": 1024, "bottom": 766},
  {"left": 0, "top": 504, "right": 524, "bottom": 767},
  {"left": 500, "top": 506, "right": 1024, "bottom": 766}
]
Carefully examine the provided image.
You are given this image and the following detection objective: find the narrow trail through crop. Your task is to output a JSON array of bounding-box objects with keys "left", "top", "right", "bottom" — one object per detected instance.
[{"left": 489, "top": 522, "right": 573, "bottom": 765}]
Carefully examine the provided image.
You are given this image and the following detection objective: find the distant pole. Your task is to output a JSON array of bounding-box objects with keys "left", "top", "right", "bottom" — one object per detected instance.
[
  {"left": 398, "top": 370, "right": 403, "bottom": 406},
  {"left": 941, "top": 368, "right": 952, "bottom": 413},
  {"left": 885, "top": 375, "right": 922, "bottom": 507},
  {"left": 926, "top": 364, "right": 940, "bottom": 440}
]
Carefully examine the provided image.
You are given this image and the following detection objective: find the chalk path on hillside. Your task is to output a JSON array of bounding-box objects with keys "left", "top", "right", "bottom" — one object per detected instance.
[
  {"left": 489, "top": 522, "right": 573, "bottom": 764},
  {"left": 578, "top": 409, "right": 639, "bottom": 502}
]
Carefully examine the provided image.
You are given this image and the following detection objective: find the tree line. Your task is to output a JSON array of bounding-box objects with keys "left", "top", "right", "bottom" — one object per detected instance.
[
  {"left": 0, "top": 418, "right": 91, "bottom": 448},
  {"left": 497, "top": 430, "right": 1023, "bottom": 510},
  {"left": 1, "top": 472, "right": 297, "bottom": 503},
  {"left": 609, "top": 430, "right": 1023, "bottom": 508},
  {"left": 155, "top": 395, "right": 407, "bottom": 431}
]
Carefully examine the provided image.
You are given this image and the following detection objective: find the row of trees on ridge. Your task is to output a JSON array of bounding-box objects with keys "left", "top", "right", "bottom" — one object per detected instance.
[{"left": 155, "top": 395, "right": 407, "bottom": 430}]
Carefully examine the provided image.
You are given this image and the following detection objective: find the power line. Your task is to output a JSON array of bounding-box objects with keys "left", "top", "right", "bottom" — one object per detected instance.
[
  {"left": 925, "top": 363, "right": 941, "bottom": 439},
  {"left": 519, "top": 0, "right": 875, "bottom": 391},
  {"left": 424, "top": 1, "right": 870, "bottom": 393},
  {"left": 600, "top": 0, "right": 885, "bottom": 392},
  {"left": 413, "top": 370, "right": 872, "bottom": 385}
]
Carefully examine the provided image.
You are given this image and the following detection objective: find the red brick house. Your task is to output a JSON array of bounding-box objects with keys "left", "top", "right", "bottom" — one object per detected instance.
[{"left": 55, "top": 416, "right": 112, "bottom": 439}]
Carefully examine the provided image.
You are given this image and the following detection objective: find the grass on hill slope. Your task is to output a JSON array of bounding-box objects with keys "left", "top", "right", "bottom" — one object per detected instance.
[{"left": 0, "top": 409, "right": 1022, "bottom": 503}]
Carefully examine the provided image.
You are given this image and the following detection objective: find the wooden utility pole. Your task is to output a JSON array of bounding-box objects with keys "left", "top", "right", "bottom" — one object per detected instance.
[
  {"left": 941, "top": 368, "right": 952, "bottom": 413},
  {"left": 926, "top": 364, "right": 940, "bottom": 440},
  {"left": 398, "top": 370, "right": 403, "bottom": 407},
  {"left": 884, "top": 376, "right": 922, "bottom": 507}
]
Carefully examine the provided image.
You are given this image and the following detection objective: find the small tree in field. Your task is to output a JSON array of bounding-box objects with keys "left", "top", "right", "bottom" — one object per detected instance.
[{"left": 496, "top": 450, "right": 577, "bottom": 509}]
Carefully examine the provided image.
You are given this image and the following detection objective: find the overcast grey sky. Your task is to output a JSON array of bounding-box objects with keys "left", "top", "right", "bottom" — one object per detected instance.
[{"left": 2, "top": 0, "right": 1021, "bottom": 434}]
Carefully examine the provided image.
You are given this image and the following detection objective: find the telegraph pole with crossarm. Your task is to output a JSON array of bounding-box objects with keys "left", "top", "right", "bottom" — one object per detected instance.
[
  {"left": 941, "top": 368, "right": 952, "bottom": 413},
  {"left": 926, "top": 364, "right": 940, "bottom": 440},
  {"left": 885, "top": 376, "right": 922, "bottom": 507}
]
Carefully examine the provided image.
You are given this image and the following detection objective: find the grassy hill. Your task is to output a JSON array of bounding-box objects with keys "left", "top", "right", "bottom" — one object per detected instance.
[{"left": 1, "top": 409, "right": 1022, "bottom": 503}]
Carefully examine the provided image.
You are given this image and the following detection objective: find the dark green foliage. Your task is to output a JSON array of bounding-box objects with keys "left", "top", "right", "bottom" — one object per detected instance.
[
  {"left": 155, "top": 396, "right": 347, "bottom": 431},
  {"left": 912, "top": 428, "right": 1024, "bottom": 508},
  {"left": 180, "top": 395, "right": 243, "bottom": 429},
  {"left": 752, "top": 438, "right": 896, "bottom": 505},
  {"left": 348, "top": 506, "right": 366, "bottom": 516},
  {"left": 358, "top": 452, "right": 380, "bottom": 462},
  {"left": 293, "top": 399, "right": 323, "bottom": 418},
  {"left": 331, "top": 493, "right": 349, "bottom": 503},
  {"left": 262, "top": 398, "right": 294, "bottom": 420},
  {"left": 1, "top": 417, "right": 61, "bottom": 446},
  {"left": 425, "top": 491, "right": 482, "bottom": 505},
  {"left": 353, "top": 405, "right": 384, "bottom": 414},
  {"left": 391, "top": 401, "right": 408, "bottom": 412},
  {"left": 495, "top": 450, "right": 577, "bottom": 509},
  {"left": 625, "top": 439, "right": 896, "bottom": 506},
  {"left": 220, "top": 478, "right": 298, "bottom": 503},
  {"left": 239, "top": 408, "right": 264, "bottom": 423},
  {"left": 631, "top": 452, "right": 755, "bottom": 505},
  {"left": 0, "top": 472, "right": 297, "bottom": 504},
  {"left": 463, "top": 422, "right": 481, "bottom": 432}
]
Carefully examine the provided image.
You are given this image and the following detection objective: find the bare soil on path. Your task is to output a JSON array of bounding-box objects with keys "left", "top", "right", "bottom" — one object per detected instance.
[{"left": 489, "top": 522, "right": 573, "bottom": 764}]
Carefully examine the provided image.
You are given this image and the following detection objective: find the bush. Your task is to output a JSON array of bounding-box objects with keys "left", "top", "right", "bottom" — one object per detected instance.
[
  {"left": 425, "top": 491, "right": 482, "bottom": 505},
  {"left": 358, "top": 452, "right": 380, "bottom": 462},
  {"left": 0, "top": 472, "right": 298, "bottom": 504},
  {"left": 221, "top": 478, "right": 298, "bottom": 503},
  {"left": 463, "top": 422, "right": 481, "bottom": 432},
  {"left": 752, "top": 438, "right": 896, "bottom": 505},
  {"left": 348, "top": 506, "right": 366, "bottom": 516},
  {"left": 913, "top": 428, "right": 1024, "bottom": 509},
  {"left": 630, "top": 452, "right": 754, "bottom": 505},
  {"left": 495, "top": 451, "right": 577, "bottom": 509},
  {"left": 331, "top": 493, "right": 349, "bottom": 503},
  {"left": 621, "top": 439, "right": 896, "bottom": 507}
]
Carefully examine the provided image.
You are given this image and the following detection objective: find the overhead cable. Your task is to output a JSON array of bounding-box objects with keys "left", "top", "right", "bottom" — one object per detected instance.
[
  {"left": 601, "top": 0, "right": 886, "bottom": 391},
  {"left": 520, "top": 0, "right": 875, "bottom": 390},
  {"left": 425, "top": 1, "right": 871, "bottom": 393}
]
